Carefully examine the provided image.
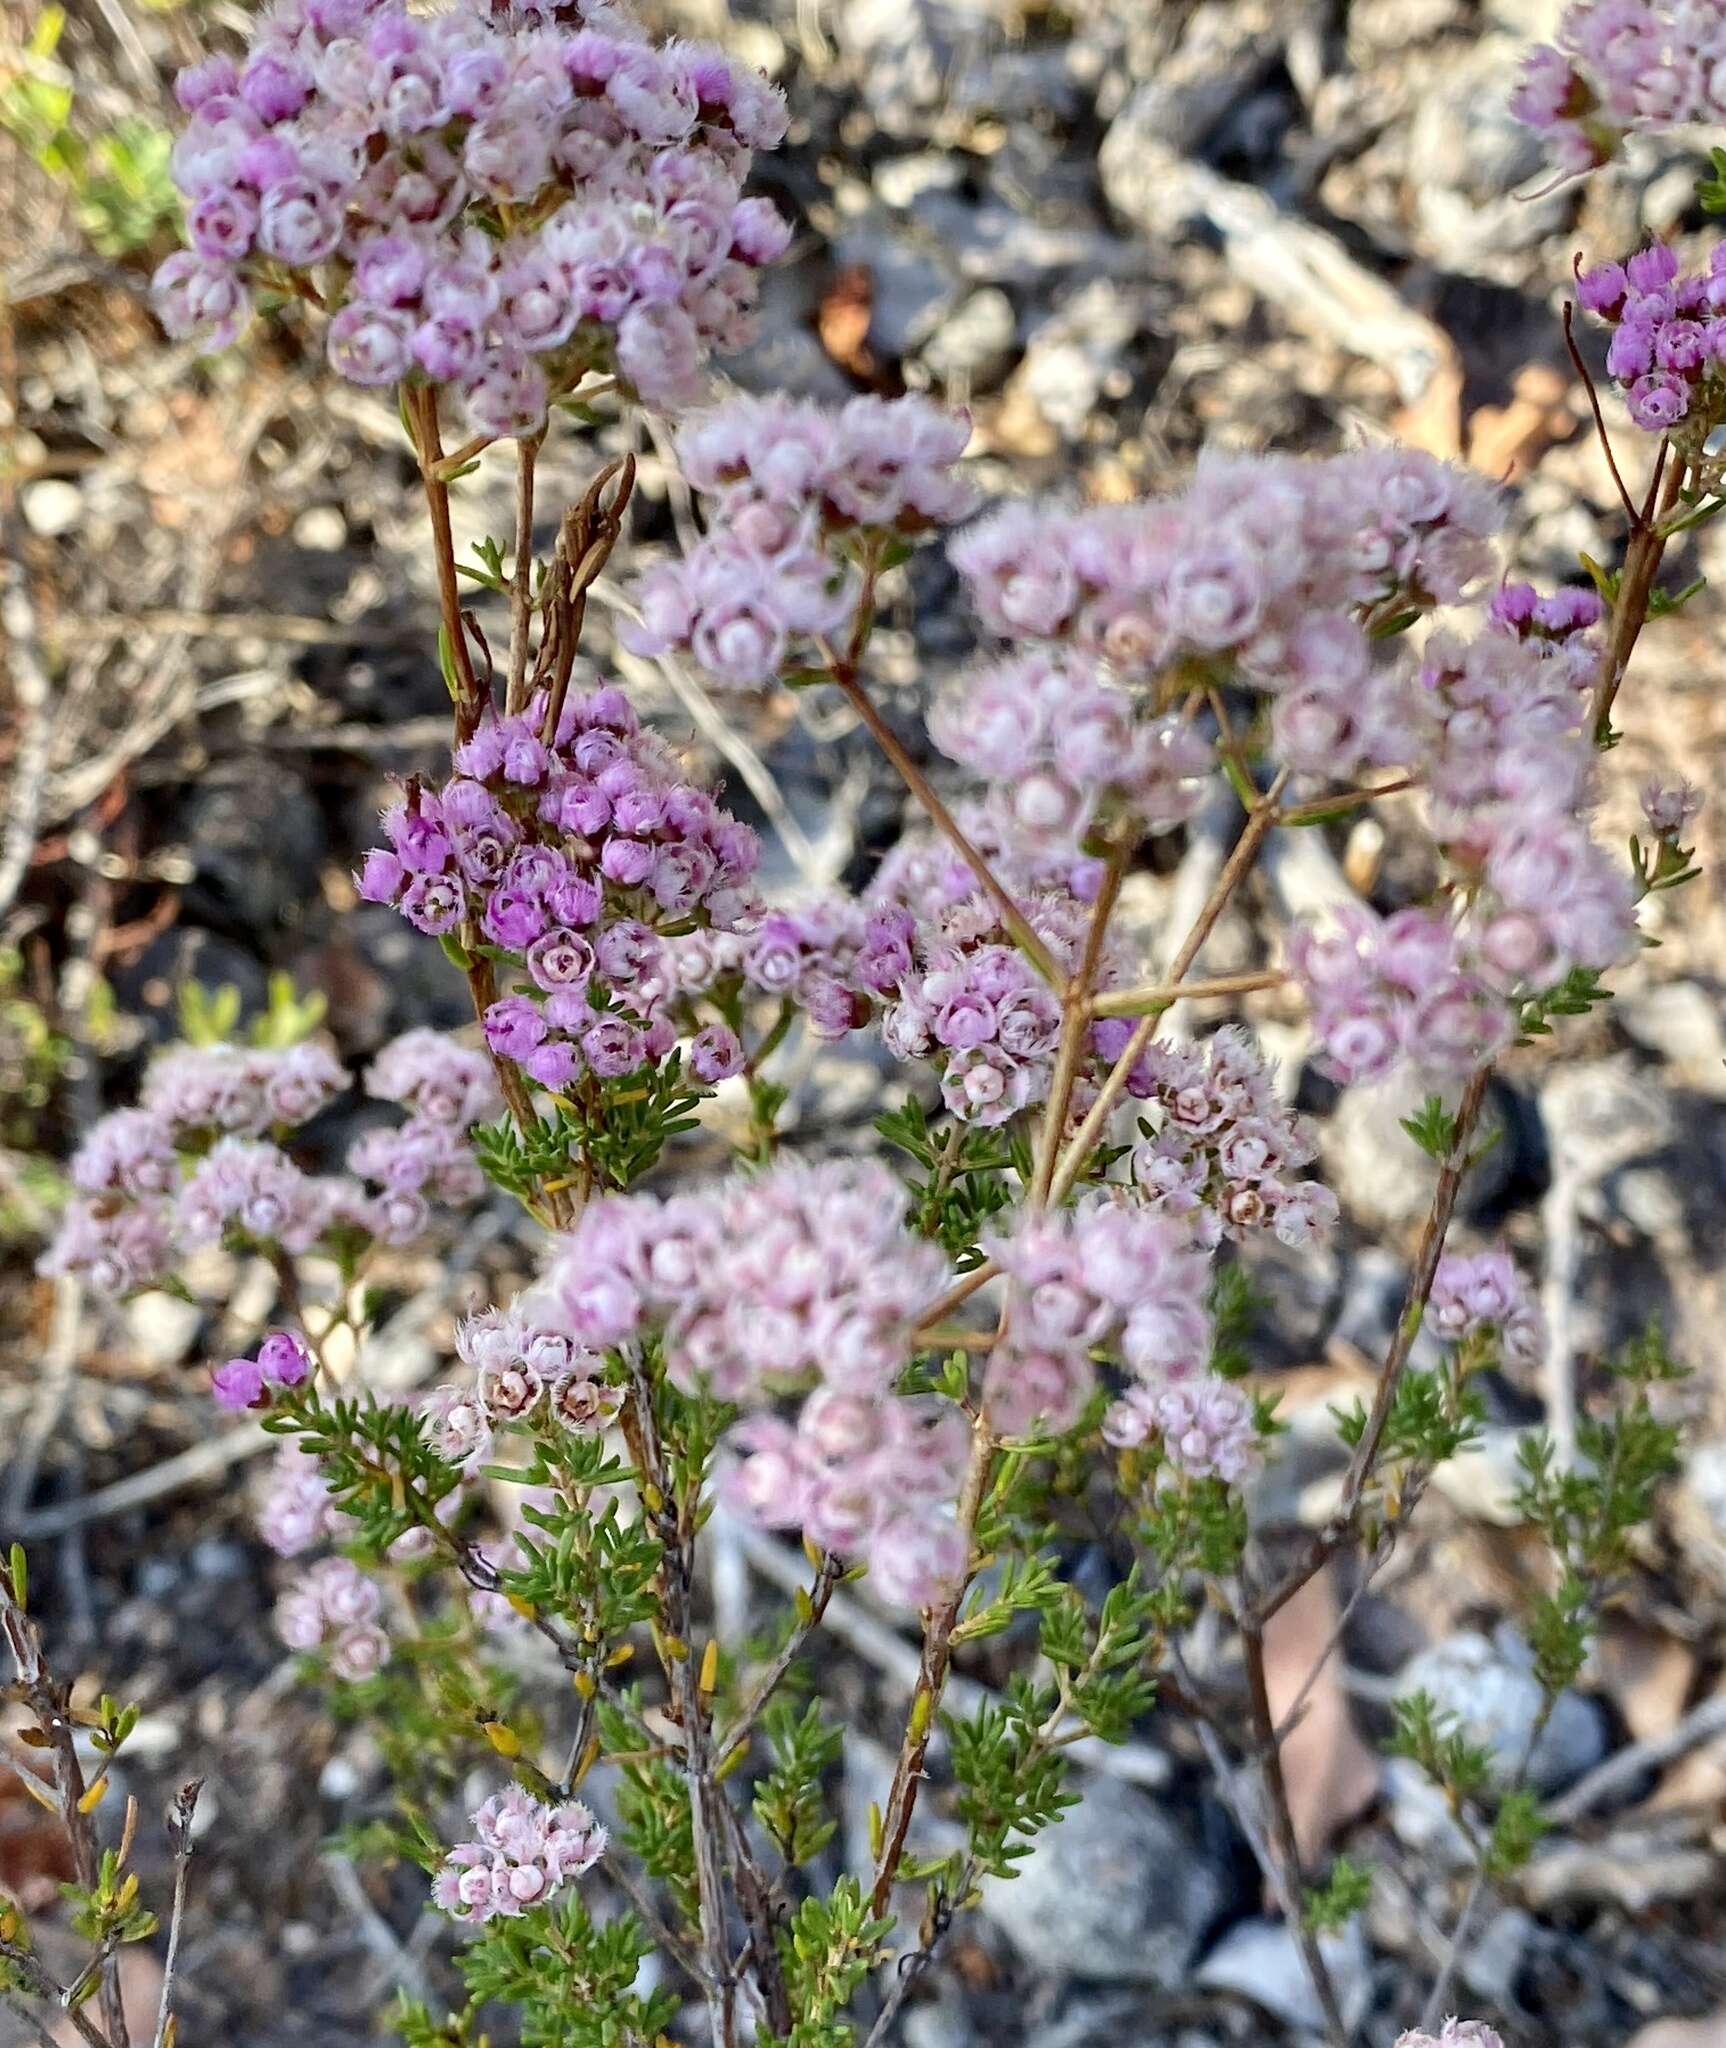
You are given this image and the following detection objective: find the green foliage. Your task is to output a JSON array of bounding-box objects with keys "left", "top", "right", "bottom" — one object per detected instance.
[
  {"left": 1630, "top": 829, "right": 1702, "bottom": 896},
  {"left": 1698, "top": 143, "right": 1726, "bottom": 212},
  {"left": 1517, "top": 965, "right": 1612, "bottom": 1043},
  {"left": 752, "top": 1700, "right": 842, "bottom": 1865},
  {"left": 1303, "top": 1853, "right": 1373, "bottom": 1932},
  {"left": 775, "top": 1879, "right": 892, "bottom": 2048},
  {"left": 947, "top": 1680, "right": 1076, "bottom": 1880},
  {"left": 1206, "top": 1262, "right": 1260, "bottom": 1381},
  {"left": 1484, "top": 1787, "right": 1546, "bottom": 1878},
  {"left": 249, "top": 971, "right": 330, "bottom": 1048},
  {"left": 1, "top": 12, "right": 178, "bottom": 256},
  {"left": 1335, "top": 1356, "right": 1484, "bottom": 1476},
  {"left": 459, "top": 1892, "right": 678, "bottom": 2048},
  {"left": 266, "top": 1389, "right": 465, "bottom": 1557},
  {"left": 1388, "top": 1690, "right": 1496, "bottom": 1807},
  {"left": 599, "top": 1693, "right": 699, "bottom": 1925},
  {"left": 878, "top": 1097, "right": 1016, "bottom": 1263},
  {"left": 1400, "top": 1093, "right": 1458, "bottom": 1162},
  {"left": 1515, "top": 1323, "right": 1685, "bottom": 1690},
  {"left": 473, "top": 1053, "right": 706, "bottom": 1197}
]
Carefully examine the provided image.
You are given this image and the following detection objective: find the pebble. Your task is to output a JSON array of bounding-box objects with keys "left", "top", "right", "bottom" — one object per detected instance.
[
  {"left": 293, "top": 505, "right": 347, "bottom": 551},
  {"left": 21, "top": 477, "right": 84, "bottom": 538},
  {"left": 979, "top": 1776, "right": 1222, "bottom": 1984},
  {"left": 1196, "top": 1914, "right": 1371, "bottom": 2035}
]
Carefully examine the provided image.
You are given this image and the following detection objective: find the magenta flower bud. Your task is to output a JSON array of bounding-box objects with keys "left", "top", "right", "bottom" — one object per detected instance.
[
  {"left": 1625, "top": 370, "right": 1689, "bottom": 430},
  {"left": 580, "top": 1015, "right": 645, "bottom": 1077},
  {"left": 212, "top": 1356, "right": 268, "bottom": 1409},
  {"left": 355, "top": 848, "right": 404, "bottom": 903},
  {"left": 1625, "top": 243, "right": 1679, "bottom": 293},
  {"left": 688, "top": 1022, "right": 743, "bottom": 1083},
  {"left": 523, "top": 1039, "right": 580, "bottom": 1089},
  {"left": 399, "top": 874, "right": 464, "bottom": 935},
  {"left": 175, "top": 54, "right": 240, "bottom": 112},
  {"left": 527, "top": 929, "right": 595, "bottom": 991},
  {"left": 484, "top": 996, "right": 548, "bottom": 1060},
  {"left": 1575, "top": 260, "right": 1626, "bottom": 318},
  {"left": 600, "top": 835, "right": 656, "bottom": 886},
  {"left": 257, "top": 1330, "right": 312, "bottom": 1389},
  {"left": 240, "top": 52, "right": 311, "bottom": 122}
]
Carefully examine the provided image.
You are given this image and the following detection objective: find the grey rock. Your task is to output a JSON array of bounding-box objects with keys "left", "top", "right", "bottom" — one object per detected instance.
[
  {"left": 980, "top": 1777, "right": 1221, "bottom": 1984},
  {"left": 839, "top": 0, "right": 997, "bottom": 135},
  {"left": 1331, "top": 1246, "right": 1411, "bottom": 1360},
  {"left": 1322, "top": 1071, "right": 1511, "bottom": 1233},
  {"left": 909, "top": 191, "right": 1150, "bottom": 287},
  {"left": 874, "top": 151, "right": 966, "bottom": 212},
  {"left": 122, "top": 1290, "right": 203, "bottom": 1370},
  {"left": 1197, "top": 1915, "right": 1371, "bottom": 2035},
  {"left": 114, "top": 926, "right": 270, "bottom": 1045},
  {"left": 1009, "top": 279, "right": 1146, "bottom": 440},
  {"left": 1396, "top": 1629, "right": 1606, "bottom": 1794},
  {"left": 1539, "top": 1058, "right": 1674, "bottom": 1187},
  {"left": 920, "top": 287, "right": 1018, "bottom": 389},
  {"left": 1383, "top": 1757, "right": 1472, "bottom": 1868},
  {"left": 836, "top": 226, "right": 960, "bottom": 360},
  {"left": 1407, "top": 38, "right": 1566, "bottom": 276},
  {"left": 1459, "top": 1908, "right": 1537, "bottom": 2008},
  {"left": 1616, "top": 981, "right": 1726, "bottom": 1086},
  {"left": 183, "top": 771, "right": 326, "bottom": 935}
]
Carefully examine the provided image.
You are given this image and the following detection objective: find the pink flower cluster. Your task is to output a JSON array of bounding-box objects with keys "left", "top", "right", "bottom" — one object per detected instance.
[
  {"left": 432, "top": 1785, "right": 606, "bottom": 1928},
  {"left": 259, "top": 1444, "right": 342, "bottom": 1556},
  {"left": 982, "top": 1201, "right": 1215, "bottom": 1441},
  {"left": 1292, "top": 591, "right": 1635, "bottom": 1085},
  {"left": 1513, "top": 0, "right": 1726, "bottom": 173},
  {"left": 1429, "top": 1249, "right": 1544, "bottom": 1369},
  {"left": 40, "top": 1028, "right": 495, "bottom": 1296},
  {"left": 424, "top": 1297, "right": 621, "bottom": 1474},
  {"left": 212, "top": 1329, "right": 314, "bottom": 1410},
  {"left": 723, "top": 1395, "right": 969, "bottom": 1609},
  {"left": 151, "top": 0, "right": 789, "bottom": 425},
  {"left": 624, "top": 394, "right": 975, "bottom": 688},
  {"left": 929, "top": 648, "right": 1213, "bottom": 852},
  {"left": 949, "top": 448, "right": 1499, "bottom": 786},
  {"left": 547, "top": 1158, "right": 965, "bottom": 1603},
  {"left": 859, "top": 882, "right": 1098, "bottom": 1129},
  {"left": 358, "top": 685, "right": 759, "bottom": 1095},
  {"left": 1396, "top": 2022, "right": 1505, "bottom": 2048},
  {"left": 1577, "top": 244, "right": 1726, "bottom": 433},
  {"left": 277, "top": 1555, "right": 390, "bottom": 1680},
  {"left": 1127, "top": 1027, "right": 1339, "bottom": 1249},
  {"left": 1102, "top": 1377, "right": 1258, "bottom": 1485},
  {"left": 550, "top": 1158, "right": 946, "bottom": 1395},
  {"left": 1289, "top": 906, "right": 1515, "bottom": 1085}
]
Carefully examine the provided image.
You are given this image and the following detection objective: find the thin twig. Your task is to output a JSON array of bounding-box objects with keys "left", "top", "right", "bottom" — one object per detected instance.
[
  {"left": 1240, "top": 1612, "right": 1350, "bottom": 2046},
  {"left": 869, "top": 1417, "right": 996, "bottom": 1918},
  {"left": 1545, "top": 1690, "right": 1726, "bottom": 1825},
  {"left": 506, "top": 432, "right": 544, "bottom": 717},
  {"left": 832, "top": 671, "right": 1062, "bottom": 988},
  {"left": 715, "top": 1554, "right": 843, "bottom": 1768},
  {"left": 1252, "top": 1067, "right": 1492, "bottom": 1628},
  {"left": 1561, "top": 297, "right": 1638, "bottom": 528},
  {"left": 405, "top": 384, "right": 485, "bottom": 742},
  {"left": 151, "top": 1782, "right": 203, "bottom": 2048},
  {"left": 1089, "top": 967, "right": 1286, "bottom": 1018}
]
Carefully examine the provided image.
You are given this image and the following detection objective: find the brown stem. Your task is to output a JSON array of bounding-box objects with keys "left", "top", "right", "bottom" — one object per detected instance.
[
  {"left": 506, "top": 431, "right": 544, "bottom": 717},
  {"left": 150, "top": 1783, "right": 202, "bottom": 2048},
  {"left": 1030, "top": 836, "right": 1129, "bottom": 1205},
  {"left": 404, "top": 383, "right": 486, "bottom": 743},
  {"left": 0, "top": 1577, "right": 125, "bottom": 2048},
  {"left": 1562, "top": 298, "right": 1639, "bottom": 527},
  {"left": 869, "top": 1416, "right": 995, "bottom": 1919},
  {"left": 1240, "top": 1613, "right": 1351, "bottom": 2048},
  {"left": 833, "top": 671, "right": 1062, "bottom": 989},
  {"left": 1046, "top": 770, "right": 1289, "bottom": 1209},
  {"left": 1089, "top": 967, "right": 1286, "bottom": 1019},
  {"left": 1592, "top": 445, "right": 1685, "bottom": 739}
]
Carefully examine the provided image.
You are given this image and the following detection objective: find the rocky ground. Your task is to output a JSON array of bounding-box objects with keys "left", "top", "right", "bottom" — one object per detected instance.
[{"left": 6, "top": 0, "right": 1726, "bottom": 2044}]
